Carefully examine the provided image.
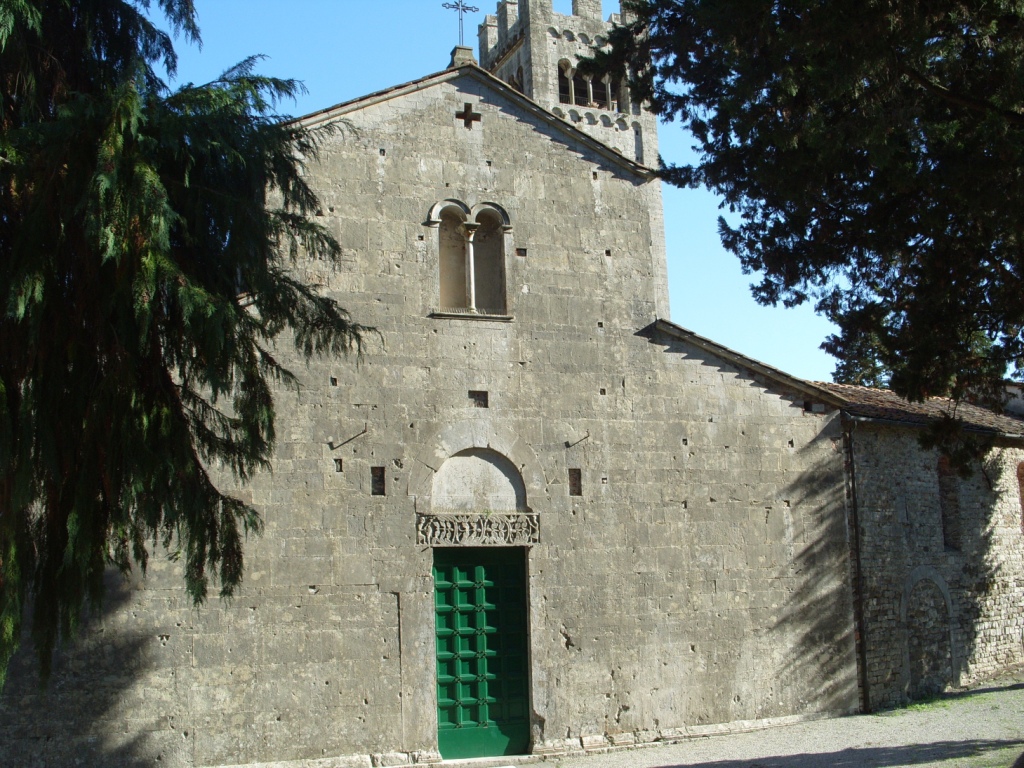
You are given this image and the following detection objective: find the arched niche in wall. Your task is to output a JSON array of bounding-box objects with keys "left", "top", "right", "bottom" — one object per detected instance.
[
  {"left": 632, "top": 121, "right": 645, "bottom": 164},
  {"left": 899, "top": 566, "right": 958, "bottom": 700},
  {"left": 431, "top": 448, "right": 528, "bottom": 514},
  {"left": 410, "top": 422, "right": 546, "bottom": 547}
]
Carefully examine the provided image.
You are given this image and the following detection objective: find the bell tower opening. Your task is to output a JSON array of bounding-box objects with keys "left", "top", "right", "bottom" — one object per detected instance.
[{"left": 476, "top": 0, "right": 656, "bottom": 164}]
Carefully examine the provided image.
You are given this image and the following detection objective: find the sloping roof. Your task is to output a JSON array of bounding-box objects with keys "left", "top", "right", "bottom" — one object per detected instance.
[
  {"left": 652, "top": 319, "right": 846, "bottom": 404},
  {"left": 654, "top": 319, "right": 1024, "bottom": 439},
  {"left": 816, "top": 382, "right": 1024, "bottom": 438},
  {"left": 293, "top": 63, "right": 652, "bottom": 178}
]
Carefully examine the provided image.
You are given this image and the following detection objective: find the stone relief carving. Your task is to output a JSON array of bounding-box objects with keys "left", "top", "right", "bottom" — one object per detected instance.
[{"left": 416, "top": 512, "right": 539, "bottom": 546}]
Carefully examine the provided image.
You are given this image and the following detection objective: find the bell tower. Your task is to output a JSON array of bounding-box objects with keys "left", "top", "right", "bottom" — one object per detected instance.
[{"left": 478, "top": 0, "right": 656, "bottom": 165}]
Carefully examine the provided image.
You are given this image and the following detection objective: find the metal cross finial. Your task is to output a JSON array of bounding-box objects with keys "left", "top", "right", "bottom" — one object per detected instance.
[{"left": 443, "top": 1, "right": 479, "bottom": 46}]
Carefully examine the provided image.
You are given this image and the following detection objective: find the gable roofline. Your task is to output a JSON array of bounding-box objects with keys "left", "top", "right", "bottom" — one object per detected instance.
[
  {"left": 652, "top": 319, "right": 845, "bottom": 406},
  {"left": 292, "top": 63, "right": 653, "bottom": 178},
  {"left": 816, "top": 382, "right": 1024, "bottom": 441},
  {"left": 655, "top": 320, "right": 1024, "bottom": 440}
]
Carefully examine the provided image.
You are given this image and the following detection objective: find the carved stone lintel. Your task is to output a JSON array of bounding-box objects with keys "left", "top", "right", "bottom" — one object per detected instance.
[{"left": 416, "top": 512, "right": 539, "bottom": 546}]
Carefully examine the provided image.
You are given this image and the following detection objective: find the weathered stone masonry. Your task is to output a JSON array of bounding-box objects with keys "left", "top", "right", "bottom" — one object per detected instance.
[{"left": 831, "top": 406, "right": 1024, "bottom": 710}]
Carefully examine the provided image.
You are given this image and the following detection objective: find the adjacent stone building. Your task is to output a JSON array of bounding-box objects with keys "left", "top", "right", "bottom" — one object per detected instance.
[
  {"left": 819, "top": 383, "right": 1024, "bottom": 710},
  {"left": 2, "top": 2, "right": 1022, "bottom": 766}
]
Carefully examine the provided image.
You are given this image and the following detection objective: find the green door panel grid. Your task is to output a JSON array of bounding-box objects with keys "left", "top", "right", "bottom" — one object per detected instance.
[{"left": 433, "top": 547, "right": 530, "bottom": 759}]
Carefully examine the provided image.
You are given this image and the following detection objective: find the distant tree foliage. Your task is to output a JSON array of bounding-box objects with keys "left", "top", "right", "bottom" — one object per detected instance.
[
  {"left": 595, "top": 0, "right": 1024, "bottom": 404},
  {"left": 0, "top": 0, "right": 364, "bottom": 685}
]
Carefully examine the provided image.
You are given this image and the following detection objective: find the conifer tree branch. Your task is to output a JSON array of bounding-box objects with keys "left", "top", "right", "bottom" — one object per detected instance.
[
  {"left": 899, "top": 62, "right": 1024, "bottom": 128},
  {"left": 0, "top": 0, "right": 370, "bottom": 686}
]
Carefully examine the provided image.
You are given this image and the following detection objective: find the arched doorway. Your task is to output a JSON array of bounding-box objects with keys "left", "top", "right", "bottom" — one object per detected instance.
[
  {"left": 433, "top": 547, "right": 529, "bottom": 758},
  {"left": 906, "top": 578, "right": 954, "bottom": 699},
  {"left": 430, "top": 449, "right": 531, "bottom": 759}
]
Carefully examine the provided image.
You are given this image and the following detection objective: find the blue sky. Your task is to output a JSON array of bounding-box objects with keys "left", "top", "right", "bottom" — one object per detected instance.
[{"left": 158, "top": 0, "right": 838, "bottom": 381}]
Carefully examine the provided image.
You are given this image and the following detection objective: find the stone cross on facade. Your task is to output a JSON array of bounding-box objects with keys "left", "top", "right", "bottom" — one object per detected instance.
[
  {"left": 442, "top": 1, "right": 479, "bottom": 46},
  {"left": 456, "top": 102, "right": 482, "bottom": 129}
]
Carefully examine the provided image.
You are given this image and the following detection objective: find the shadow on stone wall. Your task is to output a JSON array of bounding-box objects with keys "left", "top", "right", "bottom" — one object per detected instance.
[
  {"left": 905, "top": 573, "right": 955, "bottom": 699},
  {"left": 772, "top": 431, "right": 862, "bottom": 715},
  {"left": 874, "top": 435, "right": 1005, "bottom": 707},
  {"left": 776, "top": 421, "right": 1016, "bottom": 712},
  {"left": 832, "top": 422, "right": 1010, "bottom": 710},
  {"left": 0, "top": 571, "right": 173, "bottom": 767},
  {"left": 943, "top": 449, "right": 1004, "bottom": 693}
]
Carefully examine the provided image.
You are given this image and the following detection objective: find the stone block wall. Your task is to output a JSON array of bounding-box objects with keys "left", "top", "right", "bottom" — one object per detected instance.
[{"left": 849, "top": 422, "right": 1024, "bottom": 709}]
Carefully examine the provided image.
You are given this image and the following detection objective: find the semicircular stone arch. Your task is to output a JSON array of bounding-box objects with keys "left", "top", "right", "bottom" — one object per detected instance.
[
  {"left": 469, "top": 202, "right": 512, "bottom": 230},
  {"left": 409, "top": 421, "right": 546, "bottom": 503},
  {"left": 900, "top": 566, "right": 957, "bottom": 699},
  {"left": 431, "top": 448, "right": 527, "bottom": 514},
  {"left": 410, "top": 423, "right": 547, "bottom": 547},
  {"left": 426, "top": 198, "right": 470, "bottom": 226}
]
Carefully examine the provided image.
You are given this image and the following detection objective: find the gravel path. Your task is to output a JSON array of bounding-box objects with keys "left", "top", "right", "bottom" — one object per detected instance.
[{"left": 546, "top": 668, "right": 1024, "bottom": 768}]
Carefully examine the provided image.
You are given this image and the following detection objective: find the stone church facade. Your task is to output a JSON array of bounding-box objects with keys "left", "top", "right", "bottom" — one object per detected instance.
[{"left": 2, "top": 2, "right": 1023, "bottom": 766}]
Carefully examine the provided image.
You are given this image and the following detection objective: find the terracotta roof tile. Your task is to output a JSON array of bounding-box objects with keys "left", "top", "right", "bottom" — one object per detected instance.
[{"left": 814, "top": 382, "right": 1024, "bottom": 437}]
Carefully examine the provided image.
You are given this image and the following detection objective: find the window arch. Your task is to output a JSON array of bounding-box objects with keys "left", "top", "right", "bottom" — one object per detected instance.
[
  {"left": 429, "top": 200, "right": 511, "bottom": 317},
  {"left": 472, "top": 209, "right": 506, "bottom": 314},
  {"left": 573, "top": 71, "right": 589, "bottom": 106},
  {"left": 593, "top": 76, "right": 610, "bottom": 110},
  {"left": 559, "top": 62, "right": 622, "bottom": 111},
  {"left": 558, "top": 62, "right": 572, "bottom": 104},
  {"left": 431, "top": 448, "right": 528, "bottom": 513},
  {"left": 633, "top": 121, "right": 645, "bottom": 164},
  {"left": 439, "top": 208, "right": 468, "bottom": 311}
]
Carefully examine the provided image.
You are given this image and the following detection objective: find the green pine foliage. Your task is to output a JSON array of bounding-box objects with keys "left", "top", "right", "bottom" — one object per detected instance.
[
  {"left": 0, "top": 0, "right": 365, "bottom": 686},
  {"left": 596, "top": 0, "right": 1024, "bottom": 407}
]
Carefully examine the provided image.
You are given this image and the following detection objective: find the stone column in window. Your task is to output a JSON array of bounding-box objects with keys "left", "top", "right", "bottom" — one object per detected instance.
[{"left": 464, "top": 222, "right": 479, "bottom": 313}]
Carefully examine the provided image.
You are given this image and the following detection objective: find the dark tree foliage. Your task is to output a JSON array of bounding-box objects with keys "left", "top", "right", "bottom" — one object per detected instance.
[
  {"left": 0, "top": 0, "right": 365, "bottom": 685},
  {"left": 594, "top": 0, "right": 1024, "bottom": 408}
]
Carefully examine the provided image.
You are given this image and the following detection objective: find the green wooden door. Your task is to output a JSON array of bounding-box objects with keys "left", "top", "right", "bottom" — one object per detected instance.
[{"left": 433, "top": 547, "right": 530, "bottom": 759}]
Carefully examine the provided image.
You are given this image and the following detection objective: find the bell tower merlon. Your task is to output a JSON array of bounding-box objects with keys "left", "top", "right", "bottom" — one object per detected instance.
[
  {"left": 573, "top": 0, "right": 603, "bottom": 20},
  {"left": 499, "top": 0, "right": 520, "bottom": 34},
  {"left": 477, "top": 0, "right": 657, "bottom": 165}
]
